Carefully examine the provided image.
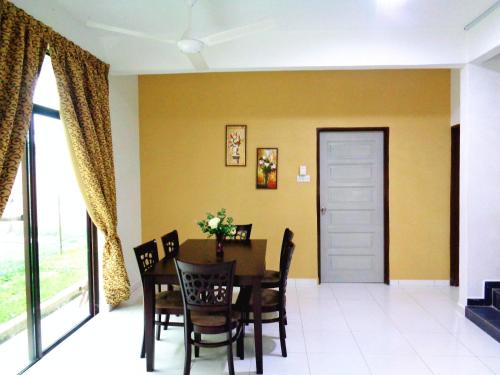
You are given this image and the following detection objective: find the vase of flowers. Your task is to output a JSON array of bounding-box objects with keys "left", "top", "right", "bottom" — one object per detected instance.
[{"left": 197, "top": 208, "right": 236, "bottom": 257}]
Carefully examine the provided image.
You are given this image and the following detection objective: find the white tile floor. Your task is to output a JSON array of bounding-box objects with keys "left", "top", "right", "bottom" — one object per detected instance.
[{"left": 23, "top": 281, "right": 500, "bottom": 375}]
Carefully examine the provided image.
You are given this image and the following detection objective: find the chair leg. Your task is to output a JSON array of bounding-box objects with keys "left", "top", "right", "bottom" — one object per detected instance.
[
  {"left": 279, "top": 310, "right": 287, "bottom": 357},
  {"left": 183, "top": 328, "right": 192, "bottom": 375},
  {"left": 164, "top": 313, "right": 170, "bottom": 331},
  {"left": 194, "top": 333, "right": 200, "bottom": 358},
  {"left": 281, "top": 307, "right": 287, "bottom": 338},
  {"left": 237, "top": 324, "right": 245, "bottom": 360},
  {"left": 227, "top": 330, "right": 235, "bottom": 375},
  {"left": 140, "top": 330, "right": 146, "bottom": 358},
  {"left": 156, "top": 322, "right": 161, "bottom": 340}
]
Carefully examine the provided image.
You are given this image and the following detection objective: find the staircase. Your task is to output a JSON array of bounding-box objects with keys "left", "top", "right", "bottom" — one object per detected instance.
[{"left": 465, "top": 281, "right": 500, "bottom": 342}]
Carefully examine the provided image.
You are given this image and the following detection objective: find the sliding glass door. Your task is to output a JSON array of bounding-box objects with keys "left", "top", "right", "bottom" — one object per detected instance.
[
  {"left": 0, "top": 167, "right": 31, "bottom": 374},
  {"left": 0, "top": 56, "right": 99, "bottom": 375}
]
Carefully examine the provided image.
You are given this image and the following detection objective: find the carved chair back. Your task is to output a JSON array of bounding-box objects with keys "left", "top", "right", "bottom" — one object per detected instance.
[
  {"left": 175, "top": 260, "right": 236, "bottom": 315},
  {"left": 228, "top": 224, "right": 252, "bottom": 241},
  {"left": 161, "top": 229, "right": 180, "bottom": 259},
  {"left": 133, "top": 239, "right": 159, "bottom": 285}
]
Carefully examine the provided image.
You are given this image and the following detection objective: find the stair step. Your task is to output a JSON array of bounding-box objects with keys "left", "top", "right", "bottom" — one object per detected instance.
[
  {"left": 493, "top": 289, "right": 500, "bottom": 310},
  {"left": 465, "top": 306, "right": 500, "bottom": 343}
]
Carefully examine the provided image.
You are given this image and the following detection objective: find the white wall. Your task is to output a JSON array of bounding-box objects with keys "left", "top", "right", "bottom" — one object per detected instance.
[
  {"left": 109, "top": 75, "right": 142, "bottom": 303},
  {"left": 451, "top": 69, "right": 460, "bottom": 125},
  {"left": 459, "top": 62, "right": 500, "bottom": 305}
]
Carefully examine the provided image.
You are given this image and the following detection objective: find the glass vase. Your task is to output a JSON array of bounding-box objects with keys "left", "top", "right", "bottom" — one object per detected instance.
[{"left": 215, "top": 232, "right": 224, "bottom": 257}]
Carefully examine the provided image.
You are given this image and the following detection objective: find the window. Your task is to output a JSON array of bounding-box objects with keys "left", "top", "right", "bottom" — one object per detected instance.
[{"left": 0, "top": 56, "right": 99, "bottom": 375}]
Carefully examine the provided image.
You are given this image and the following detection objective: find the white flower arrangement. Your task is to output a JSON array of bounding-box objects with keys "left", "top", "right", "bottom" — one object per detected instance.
[{"left": 197, "top": 208, "right": 236, "bottom": 238}]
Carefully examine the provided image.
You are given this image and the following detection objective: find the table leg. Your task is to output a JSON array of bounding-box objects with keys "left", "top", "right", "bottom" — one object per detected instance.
[
  {"left": 144, "top": 277, "right": 155, "bottom": 371},
  {"left": 252, "top": 279, "right": 263, "bottom": 374}
]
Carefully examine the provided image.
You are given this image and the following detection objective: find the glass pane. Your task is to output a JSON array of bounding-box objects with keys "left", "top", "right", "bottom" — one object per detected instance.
[
  {"left": 0, "top": 167, "right": 31, "bottom": 374},
  {"left": 33, "top": 56, "right": 60, "bottom": 110},
  {"left": 33, "top": 114, "right": 89, "bottom": 349}
]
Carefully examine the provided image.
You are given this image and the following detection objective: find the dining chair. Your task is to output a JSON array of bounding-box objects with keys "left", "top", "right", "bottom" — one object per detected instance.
[
  {"left": 261, "top": 228, "right": 294, "bottom": 289},
  {"left": 161, "top": 229, "right": 180, "bottom": 293},
  {"left": 240, "top": 240, "right": 295, "bottom": 357},
  {"left": 161, "top": 229, "right": 180, "bottom": 258},
  {"left": 174, "top": 259, "right": 245, "bottom": 375},
  {"left": 134, "top": 239, "right": 184, "bottom": 358},
  {"left": 228, "top": 224, "right": 252, "bottom": 240},
  {"left": 236, "top": 228, "right": 294, "bottom": 329}
]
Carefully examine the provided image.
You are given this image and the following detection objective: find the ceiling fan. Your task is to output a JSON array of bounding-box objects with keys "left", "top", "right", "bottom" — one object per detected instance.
[{"left": 86, "top": 0, "right": 275, "bottom": 71}]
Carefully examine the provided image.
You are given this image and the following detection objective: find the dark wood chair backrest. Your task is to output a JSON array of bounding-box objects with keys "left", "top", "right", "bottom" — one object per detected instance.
[
  {"left": 175, "top": 259, "right": 236, "bottom": 315},
  {"left": 227, "top": 224, "right": 252, "bottom": 241},
  {"left": 133, "top": 239, "right": 159, "bottom": 285},
  {"left": 161, "top": 229, "right": 180, "bottom": 258},
  {"left": 279, "top": 228, "right": 294, "bottom": 271},
  {"left": 279, "top": 240, "right": 295, "bottom": 301}
]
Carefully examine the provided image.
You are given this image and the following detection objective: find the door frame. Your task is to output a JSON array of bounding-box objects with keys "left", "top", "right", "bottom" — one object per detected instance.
[
  {"left": 15, "top": 104, "right": 100, "bottom": 373},
  {"left": 450, "top": 124, "right": 460, "bottom": 286},
  {"left": 316, "top": 127, "right": 390, "bottom": 284}
]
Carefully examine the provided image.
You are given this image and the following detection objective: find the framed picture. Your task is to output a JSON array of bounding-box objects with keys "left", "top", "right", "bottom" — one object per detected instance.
[
  {"left": 256, "top": 148, "right": 278, "bottom": 189},
  {"left": 225, "top": 125, "right": 247, "bottom": 166}
]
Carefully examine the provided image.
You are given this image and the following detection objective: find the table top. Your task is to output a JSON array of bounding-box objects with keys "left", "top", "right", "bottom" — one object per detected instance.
[{"left": 145, "top": 239, "right": 267, "bottom": 278}]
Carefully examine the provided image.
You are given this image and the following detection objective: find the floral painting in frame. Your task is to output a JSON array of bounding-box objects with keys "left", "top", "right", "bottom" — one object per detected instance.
[
  {"left": 225, "top": 125, "right": 247, "bottom": 166},
  {"left": 256, "top": 148, "right": 278, "bottom": 189}
]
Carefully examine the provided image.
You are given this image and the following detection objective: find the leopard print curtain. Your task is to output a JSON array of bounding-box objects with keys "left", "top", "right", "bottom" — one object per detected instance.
[
  {"left": 0, "top": 0, "right": 49, "bottom": 214},
  {"left": 0, "top": 0, "right": 130, "bottom": 306},
  {"left": 50, "top": 34, "right": 130, "bottom": 306}
]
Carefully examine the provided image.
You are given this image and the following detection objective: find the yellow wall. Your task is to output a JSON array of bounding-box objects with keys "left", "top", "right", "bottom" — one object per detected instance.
[{"left": 139, "top": 69, "right": 450, "bottom": 280}]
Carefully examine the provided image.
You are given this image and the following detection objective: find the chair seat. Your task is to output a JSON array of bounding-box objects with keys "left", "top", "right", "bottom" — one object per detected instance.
[
  {"left": 156, "top": 290, "right": 183, "bottom": 312},
  {"left": 261, "top": 270, "right": 280, "bottom": 288},
  {"left": 250, "top": 289, "right": 280, "bottom": 311},
  {"left": 191, "top": 311, "right": 241, "bottom": 328}
]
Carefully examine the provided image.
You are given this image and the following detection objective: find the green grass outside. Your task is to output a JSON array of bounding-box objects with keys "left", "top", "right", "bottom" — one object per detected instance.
[{"left": 0, "top": 248, "right": 86, "bottom": 325}]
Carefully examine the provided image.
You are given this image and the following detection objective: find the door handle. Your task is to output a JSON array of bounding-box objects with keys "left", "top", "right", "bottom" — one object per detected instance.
[{"left": 320, "top": 207, "right": 327, "bottom": 215}]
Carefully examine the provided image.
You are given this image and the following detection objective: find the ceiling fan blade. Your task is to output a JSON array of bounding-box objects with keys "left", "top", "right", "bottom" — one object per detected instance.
[
  {"left": 186, "top": 53, "right": 209, "bottom": 71},
  {"left": 200, "top": 18, "right": 275, "bottom": 47},
  {"left": 86, "top": 20, "right": 177, "bottom": 44},
  {"left": 181, "top": 0, "right": 193, "bottom": 40}
]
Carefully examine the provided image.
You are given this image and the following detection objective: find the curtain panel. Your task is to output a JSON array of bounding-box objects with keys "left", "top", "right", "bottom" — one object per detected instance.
[
  {"left": 0, "top": 0, "right": 48, "bottom": 214},
  {"left": 0, "top": 0, "right": 130, "bottom": 306},
  {"left": 49, "top": 35, "right": 130, "bottom": 306}
]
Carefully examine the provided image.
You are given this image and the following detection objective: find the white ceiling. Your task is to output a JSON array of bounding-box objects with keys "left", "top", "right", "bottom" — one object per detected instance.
[{"left": 11, "top": 0, "right": 499, "bottom": 74}]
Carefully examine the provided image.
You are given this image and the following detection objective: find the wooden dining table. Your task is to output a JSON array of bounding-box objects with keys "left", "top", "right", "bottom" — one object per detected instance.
[{"left": 143, "top": 238, "right": 267, "bottom": 374}]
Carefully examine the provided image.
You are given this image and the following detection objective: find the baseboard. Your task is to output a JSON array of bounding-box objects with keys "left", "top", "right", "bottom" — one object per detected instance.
[
  {"left": 467, "top": 281, "right": 500, "bottom": 306},
  {"left": 390, "top": 279, "right": 450, "bottom": 286},
  {"left": 291, "top": 278, "right": 453, "bottom": 286},
  {"left": 290, "top": 278, "right": 318, "bottom": 287}
]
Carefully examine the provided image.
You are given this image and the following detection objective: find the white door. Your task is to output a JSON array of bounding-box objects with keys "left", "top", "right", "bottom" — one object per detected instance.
[{"left": 319, "top": 131, "right": 384, "bottom": 283}]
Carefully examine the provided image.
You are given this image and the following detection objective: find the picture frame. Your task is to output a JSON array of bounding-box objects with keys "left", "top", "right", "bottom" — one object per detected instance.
[
  {"left": 225, "top": 125, "right": 247, "bottom": 166},
  {"left": 256, "top": 148, "right": 278, "bottom": 189}
]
